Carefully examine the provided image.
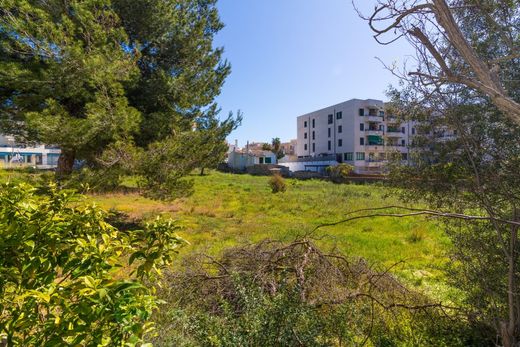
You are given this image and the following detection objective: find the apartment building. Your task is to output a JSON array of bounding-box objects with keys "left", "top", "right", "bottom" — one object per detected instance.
[{"left": 296, "top": 99, "right": 414, "bottom": 174}]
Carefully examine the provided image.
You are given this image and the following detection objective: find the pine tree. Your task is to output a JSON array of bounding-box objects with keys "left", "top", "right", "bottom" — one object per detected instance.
[{"left": 0, "top": 0, "right": 238, "bottom": 197}]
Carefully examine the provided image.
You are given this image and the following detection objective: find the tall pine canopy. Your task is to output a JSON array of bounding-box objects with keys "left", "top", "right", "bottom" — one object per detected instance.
[{"left": 0, "top": 0, "right": 239, "bottom": 198}]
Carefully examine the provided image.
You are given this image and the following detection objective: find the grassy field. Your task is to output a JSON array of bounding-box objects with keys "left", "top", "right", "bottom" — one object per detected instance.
[
  {"left": 97, "top": 172, "right": 452, "bottom": 295},
  {"left": 0, "top": 169, "right": 454, "bottom": 299}
]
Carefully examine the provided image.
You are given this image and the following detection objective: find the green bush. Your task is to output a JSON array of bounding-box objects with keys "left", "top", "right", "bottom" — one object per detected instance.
[
  {"left": 0, "top": 182, "right": 185, "bottom": 346},
  {"left": 326, "top": 163, "right": 354, "bottom": 183},
  {"left": 268, "top": 174, "right": 286, "bottom": 193}
]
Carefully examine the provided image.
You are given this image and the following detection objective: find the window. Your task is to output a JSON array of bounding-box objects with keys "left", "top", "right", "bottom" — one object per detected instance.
[
  {"left": 265, "top": 157, "right": 272, "bottom": 164},
  {"left": 360, "top": 123, "right": 364, "bottom": 131},
  {"left": 356, "top": 152, "right": 365, "bottom": 160},
  {"left": 358, "top": 108, "right": 364, "bottom": 116},
  {"left": 360, "top": 137, "right": 364, "bottom": 145},
  {"left": 412, "top": 128, "right": 416, "bottom": 135},
  {"left": 401, "top": 139, "right": 406, "bottom": 146},
  {"left": 304, "top": 132, "right": 307, "bottom": 139},
  {"left": 379, "top": 124, "right": 384, "bottom": 131},
  {"left": 312, "top": 143, "right": 315, "bottom": 152},
  {"left": 379, "top": 111, "right": 384, "bottom": 117},
  {"left": 312, "top": 131, "right": 315, "bottom": 140},
  {"left": 259, "top": 157, "right": 264, "bottom": 164},
  {"left": 401, "top": 127, "right": 405, "bottom": 133},
  {"left": 328, "top": 141, "right": 331, "bottom": 151},
  {"left": 328, "top": 128, "right": 331, "bottom": 137},
  {"left": 336, "top": 111, "right": 342, "bottom": 119},
  {"left": 328, "top": 114, "right": 333, "bottom": 124},
  {"left": 304, "top": 144, "right": 307, "bottom": 150},
  {"left": 304, "top": 121, "right": 307, "bottom": 128},
  {"left": 312, "top": 119, "right": 315, "bottom": 128},
  {"left": 338, "top": 125, "right": 342, "bottom": 133},
  {"left": 344, "top": 152, "right": 353, "bottom": 161},
  {"left": 401, "top": 153, "right": 408, "bottom": 161},
  {"left": 338, "top": 139, "right": 343, "bottom": 147}
]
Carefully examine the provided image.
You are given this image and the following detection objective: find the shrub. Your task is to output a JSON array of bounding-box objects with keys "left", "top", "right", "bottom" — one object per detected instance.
[
  {"left": 0, "top": 182, "right": 185, "bottom": 346},
  {"left": 326, "top": 163, "right": 354, "bottom": 183},
  {"left": 268, "top": 174, "right": 286, "bottom": 193}
]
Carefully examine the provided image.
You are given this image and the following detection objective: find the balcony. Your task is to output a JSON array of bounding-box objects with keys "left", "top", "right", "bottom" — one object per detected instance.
[
  {"left": 365, "top": 129, "right": 383, "bottom": 136},
  {"left": 364, "top": 160, "right": 385, "bottom": 167},
  {"left": 364, "top": 145, "right": 385, "bottom": 151},
  {"left": 385, "top": 130, "right": 404, "bottom": 138},
  {"left": 385, "top": 145, "right": 407, "bottom": 152},
  {"left": 365, "top": 115, "right": 384, "bottom": 123}
]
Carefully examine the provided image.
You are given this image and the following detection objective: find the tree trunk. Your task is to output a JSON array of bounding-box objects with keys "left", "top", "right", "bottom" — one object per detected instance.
[
  {"left": 502, "top": 207, "right": 519, "bottom": 347},
  {"left": 200, "top": 167, "right": 205, "bottom": 176},
  {"left": 56, "top": 149, "right": 75, "bottom": 177}
]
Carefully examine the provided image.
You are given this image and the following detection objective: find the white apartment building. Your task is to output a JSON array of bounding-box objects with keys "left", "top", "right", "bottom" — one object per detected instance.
[
  {"left": 296, "top": 98, "right": 414, "bottom": 174},
  {"left": 0, "top": 134, "right": 61, "bottom": 169}
]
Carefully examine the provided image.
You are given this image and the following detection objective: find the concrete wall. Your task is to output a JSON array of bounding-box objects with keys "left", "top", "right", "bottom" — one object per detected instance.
[{"left": 279, "top": 160, "right": 338, "bottom": 173}]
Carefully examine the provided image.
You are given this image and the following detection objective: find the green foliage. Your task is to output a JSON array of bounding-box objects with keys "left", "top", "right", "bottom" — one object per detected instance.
[
  {"left": 260, "top": 138, "right": 284, "bottom": 159},
  {"left": 0, "top": 182, "right": 184, "bottom": 346},
  {"left": 268, "top": 174, "right": 286, "bottom": 193},
  {"left": 326, "top": 163, "right": 354, "bottom": 183},
  {"left": 0, "top": 0, "right": 240, "bottom": 198},
  {"left": 387, "top": 72, "right": 520, "bottom": 342},
  {"left": 0, "top": 0, "right": 140, "bottom": 160}
]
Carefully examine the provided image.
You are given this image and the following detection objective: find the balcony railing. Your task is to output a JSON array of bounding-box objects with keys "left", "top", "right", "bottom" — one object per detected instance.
[
  {"left": 365, "top": 115, "right": 384, "bottom": 122},
  {"left": 364, "top": 145, "right": 385, "bottom": 151},
  {"left": 364, "top": 160, "right": 385, "bottom": 167},
  {"left": 365, "top": 129, "right": 383, "bottom": 135}
]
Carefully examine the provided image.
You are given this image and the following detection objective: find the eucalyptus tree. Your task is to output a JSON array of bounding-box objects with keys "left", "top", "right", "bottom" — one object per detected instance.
[
  {"left": 358, "top": 0, "right": 520, "bottom": 123},
  {"left": 355, "top": 1, "right": 520, "bottom": 343}
]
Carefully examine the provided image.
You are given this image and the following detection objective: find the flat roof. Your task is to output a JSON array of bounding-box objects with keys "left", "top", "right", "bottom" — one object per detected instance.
[{"left": 297, "top": 98, "right": 384, "bottom": 119}]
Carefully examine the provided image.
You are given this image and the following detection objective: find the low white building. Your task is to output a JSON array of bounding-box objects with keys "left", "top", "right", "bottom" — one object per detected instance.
[
  {"left": 227, "top": 149, "right": 277, "bottom": 170},
  {"left": 0, "top": 135, "right": 61, "bottom": 169}
]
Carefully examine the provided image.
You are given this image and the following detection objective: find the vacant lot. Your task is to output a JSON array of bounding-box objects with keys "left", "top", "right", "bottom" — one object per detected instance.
[
  {"left": 95, "top": 172, "right": 451, "bottom": 293},
  {"left": 1, "top": 169, "right": 453, "bottom": 298}
]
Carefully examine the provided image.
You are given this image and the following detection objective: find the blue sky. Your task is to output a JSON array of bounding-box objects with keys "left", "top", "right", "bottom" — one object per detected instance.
[{"left": 214, "top": 0, "right": 414, "bottom": 146}]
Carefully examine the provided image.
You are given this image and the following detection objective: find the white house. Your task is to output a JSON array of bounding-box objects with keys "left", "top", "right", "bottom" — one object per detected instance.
[{"left": 227, "top": 149, "right": 277, "bottom": 171}]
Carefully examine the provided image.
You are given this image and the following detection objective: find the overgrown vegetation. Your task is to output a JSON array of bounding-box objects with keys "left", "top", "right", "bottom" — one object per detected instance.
[
  {"left": 152, "top": 239, "right": 487, "bottom": 346},
  {"left": 0, "top": 182, "right": 184, "bottom": 346},
  {"left": 362, "top": 1, "right": 520, "bottom": 344}
]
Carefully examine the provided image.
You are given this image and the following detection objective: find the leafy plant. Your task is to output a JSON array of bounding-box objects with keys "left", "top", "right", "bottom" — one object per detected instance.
[{"left": 0, "top": 182, "right": 184, "bottom": 346}]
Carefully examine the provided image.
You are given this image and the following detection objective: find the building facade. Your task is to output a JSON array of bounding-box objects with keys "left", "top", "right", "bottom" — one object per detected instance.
[
  {"left": 0, "top": 135, "right": 61, "bottom": 169},
  {"left": 227, "top": 149, "right": 277, "bottom": 170},
  {"left": 295, "top": 99, "right": 414, "bottom": 174}
]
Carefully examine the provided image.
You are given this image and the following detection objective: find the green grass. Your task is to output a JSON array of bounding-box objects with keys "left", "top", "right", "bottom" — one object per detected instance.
[
  {"left": 92, "top": 171, "right": 452, "bottom": 298},
  {"left": 1, "top": 169, "right": 455, "bottom": 300}
]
